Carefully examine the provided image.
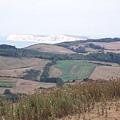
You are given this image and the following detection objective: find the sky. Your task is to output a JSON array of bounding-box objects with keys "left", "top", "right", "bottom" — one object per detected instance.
[{"left": 0, "top": 0, "right": 120, "bottom": 37}]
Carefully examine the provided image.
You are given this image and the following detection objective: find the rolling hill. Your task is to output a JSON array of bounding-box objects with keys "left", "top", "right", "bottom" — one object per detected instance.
[
  {"left": 25, "top": 44, "right": 75, "bottom": 54},
  {"left": 0, "top": 56, "right": 49, "bottom": 78}
]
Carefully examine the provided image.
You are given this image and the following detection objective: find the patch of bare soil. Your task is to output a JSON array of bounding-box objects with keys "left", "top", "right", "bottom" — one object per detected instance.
[
  {"left": 69, "top": 66, "right": 77, "bottom": 74},
  {"left": 90, "top": 66, "right": 120, "bottom": 80}
]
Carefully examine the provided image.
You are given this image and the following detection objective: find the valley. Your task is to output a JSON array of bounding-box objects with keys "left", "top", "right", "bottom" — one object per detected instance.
[
  {"left": 0, "top": 38, "right": 120, "bottom": 95},
  {"left": 0, "top": 37, "right": 120, "bottom": 120}
]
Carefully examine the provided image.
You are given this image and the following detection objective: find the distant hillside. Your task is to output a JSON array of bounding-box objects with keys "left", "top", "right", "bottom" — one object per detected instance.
[
  {"left": 25, "top": 44, "right": 75, "bottom": 54},
  {"left": 56, "top": 37, "right": 120, "bottom": 54}
]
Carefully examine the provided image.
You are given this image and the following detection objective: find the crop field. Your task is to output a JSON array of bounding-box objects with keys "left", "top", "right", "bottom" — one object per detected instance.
[
  {"left": 0, "top": 56, "right": 49, "bottom": 78},
  {"left": 51, "top": 60, "right": 100, "bottom": 81},
  {"left": 0, "top": 81, "right": 16, "bottom": 87},
  {"left": 89, "top": 41, "right": 120, "bottom": 49},
  {"left": 90, "top": 66, "right": 120, "bottom": 80},
  {"left": 0, "top": 77, "right": 17, "bottom": 88},
  {"left": 0, "top": 79, "right": 56, "bottom": 94}
]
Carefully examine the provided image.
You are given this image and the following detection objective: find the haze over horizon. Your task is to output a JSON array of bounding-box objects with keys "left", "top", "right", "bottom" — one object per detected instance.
[{"left": 0, "top": 0, "right": 120, "bottom": 38}]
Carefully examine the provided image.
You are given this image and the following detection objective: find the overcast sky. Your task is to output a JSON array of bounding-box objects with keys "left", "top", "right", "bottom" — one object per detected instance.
[{"left": 0, "top": 0, "right": 120, "bottom": 37}]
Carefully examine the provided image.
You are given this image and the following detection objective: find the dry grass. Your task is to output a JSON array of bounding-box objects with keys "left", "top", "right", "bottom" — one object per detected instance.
[
  {"left": 89, "top": 41, "right": 120, "bottom": 50},
  {"left": 59, "top": 100, "right": 120, "bottom": 120},
  {"left": 49, "top": 66, "right": 63, "bottom": 78},
  {"left": 0, "top": 56, "right": 49, "bottom": 77},
  {"left": 0, "top": 79, "right": 56, "bottom": 94},
  {"left": 90, "top": 66, "right": 120, "bottom": 80},
  {"left": 25, "top": 44, "right": 75, "bottom": 54},
  {"left": 0, "top": 78, "right": 120, "bottom": 120},
  {"left": 105, "top": 49, "right": 120, "bottom": 53}
]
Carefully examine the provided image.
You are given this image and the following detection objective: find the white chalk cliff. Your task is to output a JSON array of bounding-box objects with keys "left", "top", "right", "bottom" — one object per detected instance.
[{"left": 7, "top": 34, "right": 87, "bottom": 44}]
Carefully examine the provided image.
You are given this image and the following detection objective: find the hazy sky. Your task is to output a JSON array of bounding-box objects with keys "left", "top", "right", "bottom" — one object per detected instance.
[{"left": 0, "top": 0, "right": 120, "bottom": 37}]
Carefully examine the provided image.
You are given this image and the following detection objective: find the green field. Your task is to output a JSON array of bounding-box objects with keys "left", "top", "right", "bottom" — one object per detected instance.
[
  {"left": 0, "top": 82, "right": 16, "bottom": 87},
  {"left": 52, "top": 60, "right": 100, "bottom": 81}
]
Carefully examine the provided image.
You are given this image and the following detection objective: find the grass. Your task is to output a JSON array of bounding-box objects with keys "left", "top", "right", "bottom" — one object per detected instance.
[
  {"left": 90, "top": 66, "right": 120, "bottom": 80},
  {"left": 26, "top": 44, "right": 75, "bottom": 54},
  {"left": 52, "top": 60, "right": 99, "bottom": 81},
  {"left": 0, "top": 78, "right": 120, "bottom": 120},
  {"left": 0, "top": 81, "right": 16, "bottom": 87},
  {"left": 0, "top": 56, "right": 49, "bottom": 79}
]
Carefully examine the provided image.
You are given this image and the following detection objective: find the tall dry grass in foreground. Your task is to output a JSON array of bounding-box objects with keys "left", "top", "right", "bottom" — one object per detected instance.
[{"left": 0, "top": 78, "right": 120, "bottom": 120}]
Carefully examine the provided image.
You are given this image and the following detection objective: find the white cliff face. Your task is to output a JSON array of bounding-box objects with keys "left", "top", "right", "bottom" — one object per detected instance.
[{"left": 7, "top": 34, "right": 87, "bottom": 44}]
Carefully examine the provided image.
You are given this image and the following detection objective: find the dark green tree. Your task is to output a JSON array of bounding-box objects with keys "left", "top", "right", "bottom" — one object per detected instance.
[
  {"left": 56, "top": 78, "right": 64, "bottom": 87},
  {"left": 4, "top": 89, "right": 11, "bottom": 95}
]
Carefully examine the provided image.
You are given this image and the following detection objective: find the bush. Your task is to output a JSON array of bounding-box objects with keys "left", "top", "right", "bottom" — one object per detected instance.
[{"left": 4, "top": 89, "right": 11, "bottom": 95}]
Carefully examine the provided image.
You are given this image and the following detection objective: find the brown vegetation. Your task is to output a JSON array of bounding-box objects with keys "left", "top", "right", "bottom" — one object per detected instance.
[
  {"left": 90, "top": 66, "right": 120, "bottom": 80},
  {"left": 89, "top": 41, "right": 120, "bottom": 50},
  {"left": 0, "top": 78, "right": 120, "bottom": 120},
  {"left": 0, "top": 56, "right": 49, "bottom": 78},
  {"left": 25, "top": 44, "right": 75, "bottom": 54}
]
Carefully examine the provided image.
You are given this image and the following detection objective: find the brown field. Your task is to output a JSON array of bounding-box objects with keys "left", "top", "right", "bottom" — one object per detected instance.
[
  {"left": 105, "top": 49, "right": 120, "bottom": 53},
  {"left": 89, "top": 41, "right": 120, "bottom": 49},
  {"left": 25, "top": 44, "right": 75, "bottom": 54},
  {"left": 0, "top": 77, "right": 17, "bottom": 82},
  {"left": 76, "top": 41, "right": 120, "bottom": 50},
  {"left": 0, "top": 79, "right": 56, "bottom": 94},
  {"left": 90, "top": 66, "right": 120, "bottom": 80},
  {"left": 49, "top": 66, "right": 63, "bottom": 78},
  {"left": 0, "top": 56, "right": 49, "bottom": 77}
]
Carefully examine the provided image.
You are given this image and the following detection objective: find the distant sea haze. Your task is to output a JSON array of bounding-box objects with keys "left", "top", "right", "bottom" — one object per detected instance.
[{"left": 0, "top": 36, "right": 38, "bottom": 48}]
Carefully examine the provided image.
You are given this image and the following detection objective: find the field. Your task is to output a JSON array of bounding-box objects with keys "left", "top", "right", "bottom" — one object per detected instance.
[
  {"left": 90, "top": 66, "right": 120, "bottom": 80},
  {"left": 0, "top": 81, "right": 16, "bottom": 87},
  {"left": 70, "top": 41, "right": 120, "bottom": 54},
  {"left": 0, "top": 79, "right": 56, "bottom": 94},
  {"left": 89, "top": 41, "right": 120, "bottom": 50},
  {"left": 0, "top": 56, "right": 49, "bottom": 78},
  {"left": 25, "top": 44, "right": 75, "bottom": 54},
  {"left": 0, "top": 56, "right": 54, "bottom": 94},
  {"left": 50, "top": 60, "right": 100, "bottom": 81}
]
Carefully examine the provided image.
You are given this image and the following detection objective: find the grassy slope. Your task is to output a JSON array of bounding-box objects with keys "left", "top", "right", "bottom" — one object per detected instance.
[
  {"left": 0, "top": 56, "right": 50, "bottom": 78},
  {"left": 0, "top": 81, "right": 16, "bottom": 87},
  {"left": 90, "top": 66, "right": 120, "bottom": 80},
  {"left": 25, "top": 44, "right": 75, "bottom": 54},
  {"left": 50, "top": 60, "right": 99, "bottom": 81}
]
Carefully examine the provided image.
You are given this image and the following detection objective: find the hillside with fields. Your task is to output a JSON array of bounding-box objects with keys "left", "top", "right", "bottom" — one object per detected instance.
[
  {"left": 49, "top": 60, "right": 120, "bottom": 81},
  {"left": 0, "top": 56, "right": 55, "bottom": 94},
  {"left": 57, "top": 38, "right": 120, "bottom": 54},
  {"left": 0, "top": 40, "right": 120, "bottom": 120}
]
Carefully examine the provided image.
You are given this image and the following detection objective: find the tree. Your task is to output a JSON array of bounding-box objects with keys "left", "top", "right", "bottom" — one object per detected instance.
[
  {"left": 22, "top": 69, "right": 40, "bottom": 81},
  {"left": 56, "top": 78, "right": 64, "bottom": 87},
  {"left": 4, "top": 89, "right": 11, "bottom": 95}
]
